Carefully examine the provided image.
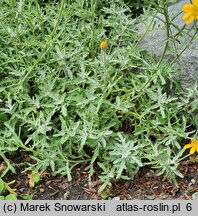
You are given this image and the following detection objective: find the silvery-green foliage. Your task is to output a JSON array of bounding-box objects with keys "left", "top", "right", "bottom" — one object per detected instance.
[{"left": 0, "top": 0, "right": 197, "bottom": 192}]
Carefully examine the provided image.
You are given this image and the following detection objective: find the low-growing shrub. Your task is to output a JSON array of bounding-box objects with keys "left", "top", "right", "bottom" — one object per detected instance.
[{"left": 0, "top": 0, "right": 197, "bottom": 194}]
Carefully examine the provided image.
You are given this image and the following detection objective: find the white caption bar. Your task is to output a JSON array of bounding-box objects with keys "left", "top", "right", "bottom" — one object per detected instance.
[{"left": 0, "top": 200, "right": 196, "bottom": 216}]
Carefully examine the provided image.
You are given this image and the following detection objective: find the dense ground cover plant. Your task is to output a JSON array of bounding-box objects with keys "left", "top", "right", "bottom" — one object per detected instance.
[{"left": 0, "top": 0, "right": 197, "bottom": 196}]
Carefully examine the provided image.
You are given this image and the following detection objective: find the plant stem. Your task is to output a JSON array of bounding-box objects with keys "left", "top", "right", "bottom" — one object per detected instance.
[
  {"left": 134, "top": 12, "right": 157, "bottom": 49},
  {"left": 171, "top": 25, "right": 198, "bottom": 65},
  {"left": 90, "top": 0, "right": 96, "bottom": 59},
  {"left": 178, "top": 153, "right": 191, "bottom": 162},
  {"left": 20, "top": 0, "right": 66, "bottom": 87},
  {"left": 157, "top": 2, "right": 170, "bottom": 66}
]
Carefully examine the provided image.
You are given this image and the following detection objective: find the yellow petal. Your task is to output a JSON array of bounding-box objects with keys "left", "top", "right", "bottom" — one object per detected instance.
[
  {"left": 186, "top": 15, "right": 195, "bottom": 24},
  {"left": 182, "top": 4, "right": 194, "bottom": 12},
  {"left": 192, "top": 0, "right": 198, "bottom": 8},
  {"left": 190, "top": 138, "right": 198, "bottom": 145},
  {"left": 100, "top": 41, "right": 108, "bottom": 48},
  {"left": 183, "top": 144, "right": 192, "bottom": 149},
  {"left": 190, "top": 146, "right": 196, "bottom": 154},
  {"left": 183, "top": 13, "right": 192, "bottom": 20},
  {"left": 190, "top": 138, "right": 198, "bottom": 151}
]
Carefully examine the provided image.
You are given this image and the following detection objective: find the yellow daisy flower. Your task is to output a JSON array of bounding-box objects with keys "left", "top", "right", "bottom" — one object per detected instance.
[
  {"left": 183, "top": 138, "right": 198, "bottom": 154},
  {"left": 182, "top": 0, "right": 198, "bottom": 25},
  {"left": 100, "top": 41, "right": 108, "bottom": 49}
]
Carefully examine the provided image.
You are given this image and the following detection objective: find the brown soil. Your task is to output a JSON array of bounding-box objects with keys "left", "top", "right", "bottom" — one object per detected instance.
[{"left": 3, "top": 152, "right": 197, "bottom": 200}]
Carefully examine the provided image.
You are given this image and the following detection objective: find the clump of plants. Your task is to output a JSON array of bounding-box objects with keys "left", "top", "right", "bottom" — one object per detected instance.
[{"left": 0, "top": 0, "right": 197, "bottom": 197}]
